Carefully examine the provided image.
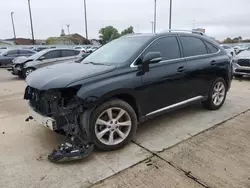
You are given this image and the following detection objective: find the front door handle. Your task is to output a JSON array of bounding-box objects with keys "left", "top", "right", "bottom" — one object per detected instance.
[
  {"left": 177, "top": 66, "right": 187, "bottom": 73},
  {"left": 211, "top": 60, "right": 216, "bottom": 66}
]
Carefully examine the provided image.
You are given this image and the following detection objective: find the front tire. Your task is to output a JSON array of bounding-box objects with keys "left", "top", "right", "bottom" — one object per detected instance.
[
  {"left": 23, "top": 68, "right": 35, "bottom": 78},
  {"left": 85, "top": 99, "right": 137, "bottom": 151},
  {"left": 203, "top": 77, "right": 227, "bottom": 110}
]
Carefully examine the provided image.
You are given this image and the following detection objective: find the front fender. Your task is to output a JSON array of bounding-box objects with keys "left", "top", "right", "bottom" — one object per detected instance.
[{"left": 76, "top": 72, "right": 141, "bottom": 107}]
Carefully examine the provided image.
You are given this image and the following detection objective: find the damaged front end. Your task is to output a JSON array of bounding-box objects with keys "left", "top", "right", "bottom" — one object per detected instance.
[{"left": 24, "top": 85, "right": 94, "bottom": 163}]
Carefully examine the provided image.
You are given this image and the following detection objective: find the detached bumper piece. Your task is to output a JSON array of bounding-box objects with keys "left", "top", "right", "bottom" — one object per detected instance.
[{"left": 48, "top": 137, "right": 94, "bottom": 163}]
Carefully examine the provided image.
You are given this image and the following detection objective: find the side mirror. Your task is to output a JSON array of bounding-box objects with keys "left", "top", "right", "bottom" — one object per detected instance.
[
  {"left": 141, "top": 52, "right": 162, "bottom": 72},
  {"left": 38, "top": 56, "right": 45, "bottom": 61}
]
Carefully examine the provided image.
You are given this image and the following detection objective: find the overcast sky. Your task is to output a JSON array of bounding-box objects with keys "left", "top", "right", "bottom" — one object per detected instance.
[{"left": 1, "top": 0, "right": 250, "bottom": 40}]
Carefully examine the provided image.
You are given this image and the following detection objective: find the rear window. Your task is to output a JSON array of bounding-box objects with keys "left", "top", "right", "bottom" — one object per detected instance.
[
  {"left": 7, "top": 50, "right": 19, "bottom": 55},
  {"left": 205, "top": 42, "right": 219, "bottom": 53}
]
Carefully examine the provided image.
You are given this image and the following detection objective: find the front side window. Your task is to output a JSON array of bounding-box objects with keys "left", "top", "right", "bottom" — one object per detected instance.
[
  {"left": 44, "top": 50, "right": 61, "bottom": 59},
  {"left": 180, "top": 36, "right": 207, "bottom": 57},
  {"left": 143, "top": 36, "right": 181, "bottom": 61},
  {"left": 61, "top": 50, "right": 77, "bottom": 57},
  {"left": 20, "top": 50, "right": 34, "bottom": 54}
]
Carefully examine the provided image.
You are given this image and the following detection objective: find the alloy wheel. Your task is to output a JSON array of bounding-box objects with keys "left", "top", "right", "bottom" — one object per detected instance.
[
  {"left": 212, "top": 81, "right": 226, "bottom": 106},
  {"left": 94, "top": 107, "right": 132, "bottom": 146},
  {"left": 25, "top": 69, "right": 33, "bottom": 77}
]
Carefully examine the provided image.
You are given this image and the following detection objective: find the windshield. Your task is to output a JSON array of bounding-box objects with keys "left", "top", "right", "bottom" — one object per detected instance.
[{"left": 81, "top": 37, "right": 150, "bottom": 65}]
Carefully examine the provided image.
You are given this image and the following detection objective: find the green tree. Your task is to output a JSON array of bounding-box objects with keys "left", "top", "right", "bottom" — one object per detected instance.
[
  {"left": 99, "top": 26, "right": 120, "bottom": 44},
  {"left": 46, "top": 37, "right": 57, "bottom": 45},
  {"left": 121, "top": 26, "right": 134, "bottom": 36}
]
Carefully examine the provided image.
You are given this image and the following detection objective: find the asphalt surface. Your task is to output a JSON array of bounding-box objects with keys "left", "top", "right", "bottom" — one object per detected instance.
[{"left": 1, "top": 68, "right": 250, "bottom": 188}]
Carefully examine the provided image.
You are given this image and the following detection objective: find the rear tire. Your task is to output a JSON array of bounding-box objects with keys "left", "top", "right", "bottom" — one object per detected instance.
[
  {"left": 203, "top": 77, "right": 227, "bottom": 110},
  {"left": 85, "top": 99, "right": 137, "bottom": 151}
]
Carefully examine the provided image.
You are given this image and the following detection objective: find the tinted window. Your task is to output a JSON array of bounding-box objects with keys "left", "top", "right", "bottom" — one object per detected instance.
[
  {"left": 143, "top": 37, "right": 181, "bottom": 61},
  {"left": 44, "top": 50, "right": 61, "bottom": 59},
  {"left": 180, "top": 36, "right": 207, "bottom": 57},
  {"left": 7, "top": 50, "right": 19, "bottom": 55},
  {"left": 61, "top": 50, "right": 77, "bottom": 57},
  {"left": 205, "top": 42, "right": 218, "bottom": 53}
]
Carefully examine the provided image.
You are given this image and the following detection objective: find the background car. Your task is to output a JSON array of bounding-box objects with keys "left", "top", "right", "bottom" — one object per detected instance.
[
  {"left": 87, "top": 46, "right": 99, "bottom": 53},
  {"left": 0, "top": 46, "right": 8, "bottom": 53},
  {"left": 10, "top": 48, "right": 82, "bottom": 78},
  {"left": 233, "top": 48, "right": 250, "bottom": 78},
  {"left": 0, "top": 49, "right": 36, "bottom": 67},
  {"left": 233, "top": 45, "right": 246, "bottom": 54},
  {"left": 74, "top": 46, "right": 87, "bottom": 53},
  {"left": 221, "top": 45, "right": 236, "bottom": 58}
]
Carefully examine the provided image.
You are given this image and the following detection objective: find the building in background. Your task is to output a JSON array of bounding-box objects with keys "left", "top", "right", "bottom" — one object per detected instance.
[{"left": 192, "top": 28, "right": 206, "bottom": 33}]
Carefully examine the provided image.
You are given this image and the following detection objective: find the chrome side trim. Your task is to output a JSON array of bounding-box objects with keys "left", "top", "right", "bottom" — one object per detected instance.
[{"left": 146, "top": 96, "right": 204, "bottom": 117}]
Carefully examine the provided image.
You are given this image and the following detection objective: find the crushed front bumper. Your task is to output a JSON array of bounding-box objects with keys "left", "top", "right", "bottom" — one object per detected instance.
[
  {"left": 7, "top": 66, "right": 21, "bottom": 75},
  {"left": 28, "top": 103, "right": 57, "bottom": 131}
]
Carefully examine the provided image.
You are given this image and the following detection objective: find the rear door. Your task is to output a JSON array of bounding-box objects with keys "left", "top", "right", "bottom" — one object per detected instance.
[
  {"left": 139, "top": 36, "right": 188, "bottom": 116},
  {"left": 179, "top": 35, "right": 221, "bottom": 98}
]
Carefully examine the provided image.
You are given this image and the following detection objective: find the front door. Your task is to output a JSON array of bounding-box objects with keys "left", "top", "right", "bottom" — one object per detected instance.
[{"left": 138, "top": 36, "right": 188, "bottom": 116}]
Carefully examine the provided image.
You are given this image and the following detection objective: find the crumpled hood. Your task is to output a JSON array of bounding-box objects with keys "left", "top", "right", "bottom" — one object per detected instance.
[
  {"left": 236, "top": 51, "right": 250, "bottom": 59},
  {"left": 26, "top": 63, "right": 116, "bottom": 90},
  {"left": 13, "top": 56, "right": 29, "bottom": 64}
]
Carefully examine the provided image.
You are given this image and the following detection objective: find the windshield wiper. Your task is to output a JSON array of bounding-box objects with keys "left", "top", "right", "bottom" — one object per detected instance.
[{"left": 83, "top": 62, "right": 104, "bottom": 65}]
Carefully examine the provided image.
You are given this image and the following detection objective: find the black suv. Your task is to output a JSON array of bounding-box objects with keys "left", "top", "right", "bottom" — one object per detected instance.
[{"left": 24, "top": 31, "right": 232, "bottom": 151}]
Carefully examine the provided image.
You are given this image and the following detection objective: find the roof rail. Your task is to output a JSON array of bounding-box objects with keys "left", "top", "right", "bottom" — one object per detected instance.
[{"left": 160, "top": 29, "right": 206, "bottom": 36}]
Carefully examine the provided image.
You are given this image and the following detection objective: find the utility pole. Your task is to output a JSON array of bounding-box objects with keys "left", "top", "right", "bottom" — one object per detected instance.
[
  {"left": 11, "top": 12, "right": 17, "bottom": 44},
  {"left": 154, "top": 0, "right": 156, "bottom": 33},
  {"left": 66, "top": 24, "right": 70, "bottom": 35},
  {"left": 150, "top": 22, "right": 154, "bottom": 33},
  {"left": 169, "top": 0, "right": 172, "bottom": 30},
  {"left": 83, "top": 0, "right": 88, "bottom": 39},
  {"left": 28, "top": 0, "right": 35, "bottom": 45}
]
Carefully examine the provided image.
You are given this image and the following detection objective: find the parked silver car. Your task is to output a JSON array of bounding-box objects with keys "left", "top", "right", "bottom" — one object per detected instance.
[
  {"left": 9, "top": 49, "right": 82, "bottom": 78},
  {"left": 233, "top": 49, "right": 250, "bottom": 78}
]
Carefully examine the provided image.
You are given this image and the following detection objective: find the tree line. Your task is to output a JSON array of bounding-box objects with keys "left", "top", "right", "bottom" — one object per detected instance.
[{"left": 222, "top": 36, "right": 250, "bottom": 44}]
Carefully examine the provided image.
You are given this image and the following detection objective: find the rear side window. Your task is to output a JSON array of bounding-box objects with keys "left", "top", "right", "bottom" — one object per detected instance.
[
  {"left": 61, "top": 50, "right": 77, "bottom": 57},
  {"left": 205, "top": 42, "right": 219, "bottom": 53},
  {"left": 180, "top": 36, "right": 207, "bottom": 57},
  {"left": 44, "top": 50, "right": 61, "bottom": 59},
  {"left": 143, "top": 36, "right": 181, "bottom": 61}
]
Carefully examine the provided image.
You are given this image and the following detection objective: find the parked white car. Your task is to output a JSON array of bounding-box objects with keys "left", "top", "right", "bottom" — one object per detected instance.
[
  {"left": 233, "top": 49, "right": 250, "bottom": 78},
  {"left": 74, "top": 46, "right": 87, "bottom": 53},
  {"left": 221, "top": 45, "right": 236, "bottom": 58},
  {"left": 233, "top": 45, "right": 246, "bottom": 54}
]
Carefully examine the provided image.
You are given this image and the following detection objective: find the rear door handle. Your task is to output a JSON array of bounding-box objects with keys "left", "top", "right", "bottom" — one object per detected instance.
[
  {"left": 177, "top": 66, "right": 187, "bottom": 73},
  {"left": 211, "top": 60, "right": 216, "bottom": 66}
]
